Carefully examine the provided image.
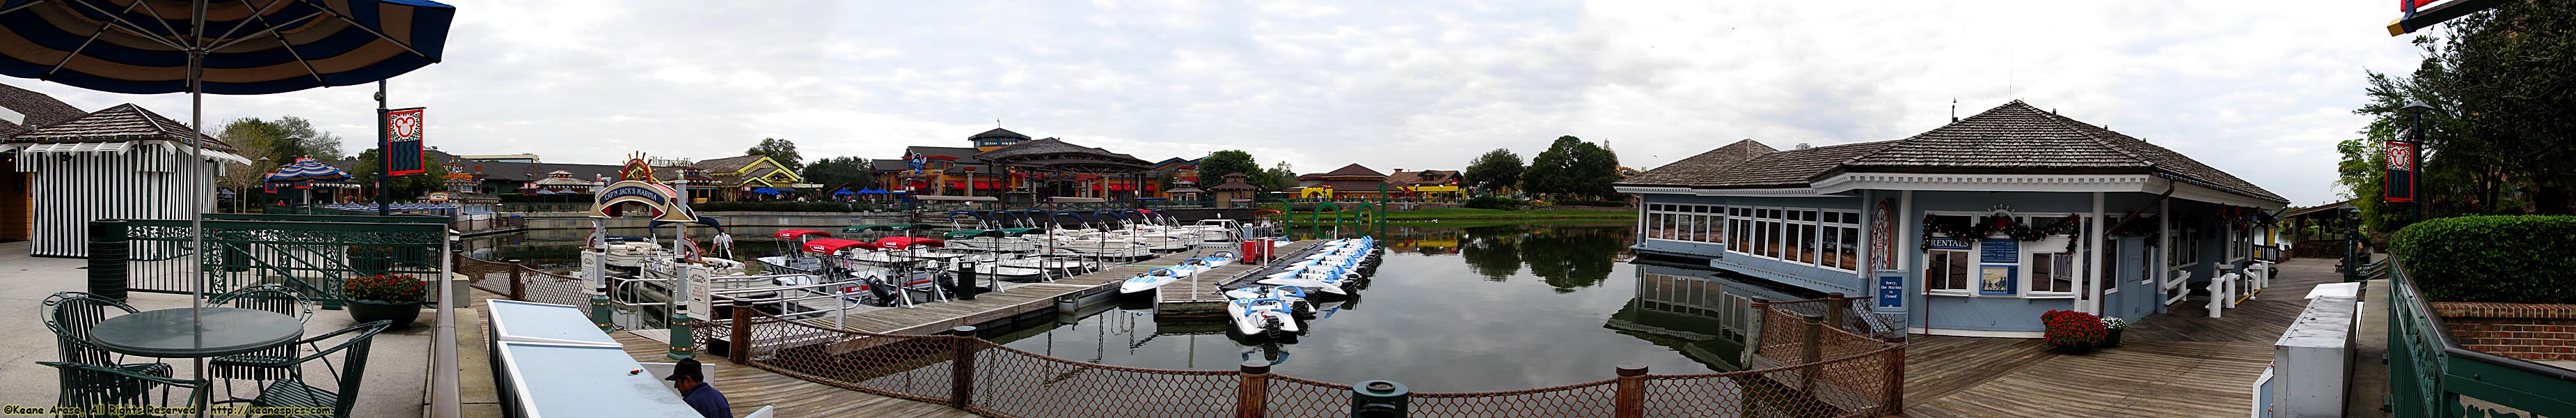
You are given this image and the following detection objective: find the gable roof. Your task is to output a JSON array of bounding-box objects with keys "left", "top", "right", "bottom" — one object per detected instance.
[
  {"left": 11, "top": 103, "right": 231, "bottom": 151},
  {"left": 1385, "top": 169, "right": 1459, "bottom": 185},
  {"left": 694, "top": 155, "right": 766, "bottom": 173},
  {"left": 1314, "top": 164, "right": 1384, "bottom": 178},
  {"left": 971, "top": 137, "right": 1151, "bottom": 173},
  {"left": 970, "top": 127, "right": 1031, "bottom": 140},
  {"left": 0, "top": 82, "right": 86, "bottom": 137},
  {"left": 1615, "top": 101, "right": 2286, "bottom": 203},
  {"left": 1616, "top": 139, "right": 1778, "bottom": 187},
  {"left": 871, "top": 159, "right": 910, "bottom": 171}
]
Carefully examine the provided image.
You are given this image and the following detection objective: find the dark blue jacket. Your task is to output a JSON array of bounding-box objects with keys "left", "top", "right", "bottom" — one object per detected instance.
[{"left": 681, "top": 382, "right": 732, "bottom": 418}]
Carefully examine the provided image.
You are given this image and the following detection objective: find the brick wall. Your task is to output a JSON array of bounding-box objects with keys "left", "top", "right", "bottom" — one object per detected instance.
[{"left": 2432, "top": 302, "right": 2576, "bottom": 361}]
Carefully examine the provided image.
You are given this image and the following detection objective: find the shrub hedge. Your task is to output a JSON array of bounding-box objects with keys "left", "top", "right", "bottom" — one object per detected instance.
[
  {"left": 1462, "top": 196, "right": 1529, "bottom": 210},
  {"left": 2389, "top": 215, "right": 2576, "bottom": 304}
]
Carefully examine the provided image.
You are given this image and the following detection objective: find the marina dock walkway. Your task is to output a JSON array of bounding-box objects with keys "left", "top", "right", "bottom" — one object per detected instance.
[
  {"left": 812, "top": 240, "right": 1323, "bottom": 334},
  {"left": 1897, "top": 258, "right": 2344, "bottom": 417}
]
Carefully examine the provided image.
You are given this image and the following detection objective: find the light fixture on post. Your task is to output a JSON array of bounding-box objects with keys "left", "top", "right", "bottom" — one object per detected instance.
[{"left": 2400, "top": 99, "right": 2433, "bottom": 222}]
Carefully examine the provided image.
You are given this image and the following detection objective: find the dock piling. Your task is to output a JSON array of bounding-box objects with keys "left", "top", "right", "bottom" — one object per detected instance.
[
  {"left": 1613, "top": 364, "right": 1647, "bottom": 418},
  {"left": 729, "top": 298, "right": 754, "bottom": 364},
  {"left": 951, "top": 325, "right": 980, "bottom": 410},
  {"left": 1238, "top": 360, "right": 1272, "bottom": 418}
]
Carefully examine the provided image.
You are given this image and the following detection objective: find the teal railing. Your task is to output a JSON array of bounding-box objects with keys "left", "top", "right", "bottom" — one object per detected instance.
[
  {"left": 2387, "top": 258, "right": 2576, "bottom": 417},
  {"left": 107, "top": 217, "right": 448, "bottom": 308}
]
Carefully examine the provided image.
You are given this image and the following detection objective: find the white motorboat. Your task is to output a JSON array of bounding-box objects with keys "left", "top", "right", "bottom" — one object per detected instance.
[
  {"left": 1223, "top": 285, "right": 1315, "bottom": 319},
  {"left": 1226, "top": 297, "right": 1302, "bottom": 339},
  {"left": 1116, "top": 263, "right": 1206, "bottom": 294}
]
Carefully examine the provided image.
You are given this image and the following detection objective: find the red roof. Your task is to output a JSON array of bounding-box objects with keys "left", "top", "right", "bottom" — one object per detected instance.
[
  {"left": 803, "top": 238, "right": 877, "bottom": 254},
  {"left": 873, "top": 237, "right": 947, "bottom": 249}
]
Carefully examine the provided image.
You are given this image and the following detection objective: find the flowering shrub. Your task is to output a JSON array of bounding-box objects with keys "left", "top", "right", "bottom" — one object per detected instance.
[
  {"left": 2041, "top": 309, "right": 2106, "bottom": 348},
  {"left": 344, "top": 273, "right": 425, "bottom": 302}
]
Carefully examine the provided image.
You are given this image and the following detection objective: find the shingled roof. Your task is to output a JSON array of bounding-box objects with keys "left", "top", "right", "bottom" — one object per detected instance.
[
  {"left": 1615, "top": 139, "right": 1778, "bottom": 187},
  {"left": 1308, "top": 164, "right": 1385, "bottom": 179},
  {"left": 11, "top": 103, "right": 231, "bottom": 151},
  {"left": 0, "top": 82, "right": 86, "bottom": 137},
  {"left": 693, "top": 155, "right": 766, "bottom": 172},
  {"left": 972, "top": 137, "right": 1151, "bottom": 173},
  {"left": 1615, "top": 101, "right": 2285, "bottom": 203}
]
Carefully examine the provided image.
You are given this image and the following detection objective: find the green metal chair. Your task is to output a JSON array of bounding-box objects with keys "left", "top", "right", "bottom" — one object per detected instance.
[
  {"left": 35, "top": 362, "right": 207, "bottom": 417},
  {"left": 207, "top": 285, "right": 317, "bottom": 393},
  {"left": 40, "top": 292, "right": 177, "bottom": 407},
  {"left": 232, "top": 320, "right": 391, "bottom": 418}
]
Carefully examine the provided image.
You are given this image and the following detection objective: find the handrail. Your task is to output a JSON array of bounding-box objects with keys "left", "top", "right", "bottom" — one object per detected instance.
[{"left": 2387, "top": 256, "right": 2576, "bottom": 418}]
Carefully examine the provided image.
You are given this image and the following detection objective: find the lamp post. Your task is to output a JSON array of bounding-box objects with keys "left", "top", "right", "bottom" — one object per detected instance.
[{"left": 2401, "top": 100, "right": 2433, "bottom": 222}]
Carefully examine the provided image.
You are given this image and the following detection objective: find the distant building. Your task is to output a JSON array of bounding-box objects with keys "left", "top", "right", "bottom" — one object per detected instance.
[
  {"left": 690, "top": 155, "right": 807, "bottom": 201},
  {"left": 1615, "top": 101, "right": 2289, "bottom": 337},
  {"left": 1384, "top": 169, "right": 1462, "bottom": 199},
  {"left": 1297, "top": 164, "right": 1393, "bottom": 200},
  {"left": 878, "top": 127, "right": 1158, "bottom": 199}
]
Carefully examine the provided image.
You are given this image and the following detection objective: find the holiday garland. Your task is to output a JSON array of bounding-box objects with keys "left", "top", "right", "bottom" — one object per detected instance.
[{"left": 1920, "top": 213, "right": 2086, "bottom": 252}]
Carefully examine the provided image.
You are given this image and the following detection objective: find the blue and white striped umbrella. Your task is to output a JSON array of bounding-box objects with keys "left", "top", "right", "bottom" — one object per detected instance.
[
  {"left": 264, "top": 157, "right": 349, "bottom": 183},
  {"left": 0, "top": 0, "right": 457, "bottom": 95}
]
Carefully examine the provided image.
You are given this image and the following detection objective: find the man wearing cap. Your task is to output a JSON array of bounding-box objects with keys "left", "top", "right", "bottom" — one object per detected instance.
[{"left": 665, "top": 358, "right": 732, "bottom": 418}]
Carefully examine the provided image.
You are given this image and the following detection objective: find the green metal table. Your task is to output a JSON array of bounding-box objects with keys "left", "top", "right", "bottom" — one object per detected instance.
[{"left": 88, "top": 307, "right": 303, "bottom": 358}]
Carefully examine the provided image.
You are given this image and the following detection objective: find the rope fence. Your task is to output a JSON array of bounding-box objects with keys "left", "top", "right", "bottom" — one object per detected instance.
[{"left": 706, "top": 297, "right": 1906, "bottom": 418}]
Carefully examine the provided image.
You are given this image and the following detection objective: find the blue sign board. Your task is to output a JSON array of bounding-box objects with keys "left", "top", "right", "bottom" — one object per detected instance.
[
  {"left": 1925, "top": 236, "right": 1972, "bottom": 250},
  {"left": 1980, "top": 238, "right": 2019, "bottom": 263},
  {"left": 1876, "top": 274, "right": 1905, "bottom": 308}
]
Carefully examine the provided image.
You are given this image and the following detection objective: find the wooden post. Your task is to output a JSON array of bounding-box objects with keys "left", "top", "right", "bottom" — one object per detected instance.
[
  {"left": 729, "top": 298, "right": 754, "bottom": 364},
  {"left": 1824, "top": 293, "right": 1848, "bottom": 332},
  {"left": 506, "top": 259, "right": 525, "bottom": 301},
  {"left": 1881, "top": 335, "right": 1906, "bottom": 415},
  {"left": 1801, "top": 314, "right": 1824, "bottom": 393},
  {"left": 1237, "top": 360, "right": 1272, "bottom": 418},
  {"left": 951, "top": 325, "right": 979, "bottom": 410},
  {"left": 1741, "top": 298, "right": 1769, "bottom": 366},
  {"left": 1613, "top": 364, "right": 1648, "bottom": 418}
]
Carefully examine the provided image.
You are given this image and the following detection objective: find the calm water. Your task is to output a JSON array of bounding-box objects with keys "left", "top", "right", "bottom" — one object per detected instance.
[
  {"left": 467, "top": 222, "right": 1819, "bottom": 392},
  {"left": 992, "top": 223, "right": 1819, "bottom": 392}
]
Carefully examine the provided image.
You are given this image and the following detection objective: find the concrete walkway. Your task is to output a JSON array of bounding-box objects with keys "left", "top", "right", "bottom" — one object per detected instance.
[{"left": 0, "top": 241, "right": 432, "bottom": 416}]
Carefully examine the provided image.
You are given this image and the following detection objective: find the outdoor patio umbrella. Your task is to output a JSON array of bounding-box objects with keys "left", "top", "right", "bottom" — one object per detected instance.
[
  {"left": 265, "top": 156, "right": 351, "bottom": 206},
  {"left": 0, "top": 1, "right": 455, "bottom": 415}
]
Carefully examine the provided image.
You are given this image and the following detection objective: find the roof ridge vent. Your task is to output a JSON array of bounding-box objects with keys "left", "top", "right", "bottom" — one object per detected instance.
[{"left": 1795, "top": 143, "right": 1810, "bottom": 150}]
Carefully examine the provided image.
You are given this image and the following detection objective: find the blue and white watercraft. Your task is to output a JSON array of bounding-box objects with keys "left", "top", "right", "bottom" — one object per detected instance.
[{"left": 1226, "top": 297, "right": 1303, "bottom": 338}]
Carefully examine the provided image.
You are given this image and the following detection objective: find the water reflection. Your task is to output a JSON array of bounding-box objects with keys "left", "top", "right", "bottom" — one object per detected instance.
[{"left": 464, "top": 222, "right": 1819, "bottom": 391}]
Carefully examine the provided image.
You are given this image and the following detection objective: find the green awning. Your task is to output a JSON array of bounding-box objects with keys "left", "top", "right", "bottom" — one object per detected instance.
[{"left": 997, "top": 227, "right": 1044, "bottom": 235}]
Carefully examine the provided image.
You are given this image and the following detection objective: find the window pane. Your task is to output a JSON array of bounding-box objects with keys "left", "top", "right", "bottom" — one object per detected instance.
[{"left": 1941, "top": 251, "right": 1971, "bottom": 290}]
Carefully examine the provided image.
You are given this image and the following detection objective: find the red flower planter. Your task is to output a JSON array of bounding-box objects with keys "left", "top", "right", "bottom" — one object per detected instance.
[{"left": 2041, "top": 309, "right": 2107, "bottom": 353}]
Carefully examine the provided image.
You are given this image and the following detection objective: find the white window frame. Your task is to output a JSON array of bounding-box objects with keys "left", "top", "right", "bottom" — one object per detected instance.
[
  {"left": 1920, "top": 210, "right": 2079, "bottom": 298},
  {"left": 1817, "top": 210, "right": 1860, "bottom": 272}
]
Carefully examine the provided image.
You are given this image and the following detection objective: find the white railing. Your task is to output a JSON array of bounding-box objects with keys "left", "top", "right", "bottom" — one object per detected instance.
[{"left": 2163, "top": 270, "right": 2194, "bottom": 306}]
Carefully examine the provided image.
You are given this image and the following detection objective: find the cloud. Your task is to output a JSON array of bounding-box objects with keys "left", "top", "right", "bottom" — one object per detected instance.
[{"left": 3, "top": 0, "right": 2408, "bottom": 204}]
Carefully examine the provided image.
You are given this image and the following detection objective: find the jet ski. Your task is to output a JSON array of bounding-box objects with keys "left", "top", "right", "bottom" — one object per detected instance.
[
  {"left": 1116, "top": 265, "right": 1200, "bottom": 294},
  {"left": 1224, "top": 285, "right": 1315, "bottom": 319},
  {"left": 1226, "top": 297, "right": 1302, "bottom": 339}
]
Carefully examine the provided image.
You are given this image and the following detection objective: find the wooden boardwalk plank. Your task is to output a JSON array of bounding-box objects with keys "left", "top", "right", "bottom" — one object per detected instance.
[{"left": 1897, "top": 258, "right": 2342, "bottom": 417}]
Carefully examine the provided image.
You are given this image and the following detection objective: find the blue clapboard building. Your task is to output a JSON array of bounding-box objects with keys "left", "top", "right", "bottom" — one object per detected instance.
[{"left": 1613, "top": 101, "right": 2287, "bottom": 337}]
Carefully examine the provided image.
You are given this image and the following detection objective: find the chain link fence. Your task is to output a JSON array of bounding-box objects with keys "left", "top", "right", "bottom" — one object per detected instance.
[
  {"left": 702, "top": 298, "right": 1904, "bottom": 418},
  {"left": 452, "top": 254, "right": 593, "bottom": 307}
]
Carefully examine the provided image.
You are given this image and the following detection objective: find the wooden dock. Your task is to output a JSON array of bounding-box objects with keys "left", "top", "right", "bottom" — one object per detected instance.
[{"left": 1897, "top": 258, "right": 2344, "bottom": 417}]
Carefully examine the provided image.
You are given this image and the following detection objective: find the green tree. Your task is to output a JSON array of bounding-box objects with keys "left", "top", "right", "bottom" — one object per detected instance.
[
  {"left": 1526, "top": 136, "right": 1621, "bottom": 200},
  {"left": 745, "top": 138, "right": 805, "bottom": 172},
  {"left": 1254, "top": 161, "right": 1299, "bottom": 192},
  {"left": 800, "top": 156, "right": 874, "bottom": 193},
  {"left": 1462, "top": 148, "right": 1524, "bottom": 194},
  {"left": 2356, "top": 1, "right": 2576, "bottom": 217},
  {"left": 1196, "top": 150, "right": 1261, "bottom": 183},
  {"left": 352, "top": 148, "right": 452, "bottom": 200},
  {"left": 269, "top": 116, "right": 345, "bottom": 160}
]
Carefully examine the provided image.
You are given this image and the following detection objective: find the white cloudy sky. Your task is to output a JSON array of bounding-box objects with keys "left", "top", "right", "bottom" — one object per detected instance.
[{"left": 10, "top": 0, "right": 2423, "bottom": 205}]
